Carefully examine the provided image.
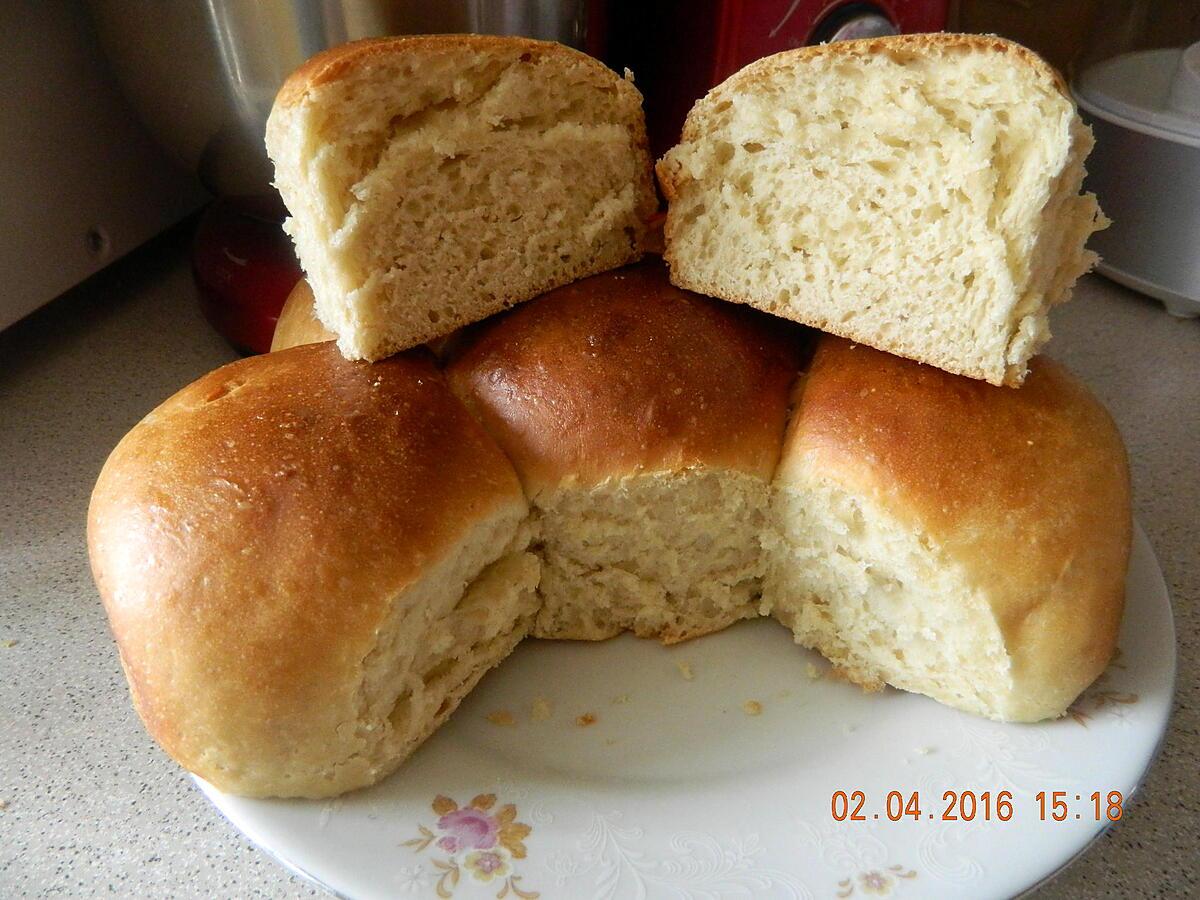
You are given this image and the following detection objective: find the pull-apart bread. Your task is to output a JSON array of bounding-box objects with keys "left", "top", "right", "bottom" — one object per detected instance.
[
  {"left": 266, "top": 35, "right": 657, "bottom": 362},
  {"left": 90, "top": 264, "right": 1131, "bottom": 798},
  {"left": 658, "top": 34, "right": 1107, "bottom": 386},
  {"left": 91, "top": 33, "right": 1130, "bottom": 801}
]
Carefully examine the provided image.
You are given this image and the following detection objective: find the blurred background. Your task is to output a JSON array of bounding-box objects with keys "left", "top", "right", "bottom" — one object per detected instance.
[{"left": 3, "top": 0, "right": 1198, "bottom": 354}]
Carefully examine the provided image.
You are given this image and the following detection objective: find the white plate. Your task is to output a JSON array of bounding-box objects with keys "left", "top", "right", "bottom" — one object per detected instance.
[{"left": 200, "top": 523, "right": 1175, "bottom": 900}]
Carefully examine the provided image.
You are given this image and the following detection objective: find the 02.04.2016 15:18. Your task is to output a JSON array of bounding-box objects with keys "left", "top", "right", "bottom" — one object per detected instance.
[{"left": 829, "top": 789, "right": 1124, "bottom": 822}]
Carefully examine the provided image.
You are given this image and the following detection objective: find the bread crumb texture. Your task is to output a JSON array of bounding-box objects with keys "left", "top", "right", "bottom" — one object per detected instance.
[
  {"left": 742, "top": 700, "right": 763, "bottom": 716},
  {"left": 530, "top": 470, "right": 769, "bottom": 643},
  {"left": 659, "top": 34, "right": 1106, "bottom": 385},
  {"left": 486, "top": 710, "right": 517, "bottom": 727},
  {"left": 267, "top": 36, "right": 656, "bottom": 361},
  {"left": 575, "top": 712, "right": 598, "bottom": 727}
]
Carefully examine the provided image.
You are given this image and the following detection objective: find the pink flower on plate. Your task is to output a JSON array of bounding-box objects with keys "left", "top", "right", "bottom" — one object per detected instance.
[
  {"left": 464, "top": 849, "right": 511, "bottom": 882},
  {"left": 860, "top": 870, "right": 893, "bottom": 894},
  {"left": 435, "top": 805, "right": 498, "bottom": 853},
  {"left": 405, "top": 794, "right": 540, "bottom": 898}
]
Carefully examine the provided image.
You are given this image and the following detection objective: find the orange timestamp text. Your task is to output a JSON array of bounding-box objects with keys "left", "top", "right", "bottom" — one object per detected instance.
[{"left": 831, "top": 790, "right": 1124, "bottom": 822}]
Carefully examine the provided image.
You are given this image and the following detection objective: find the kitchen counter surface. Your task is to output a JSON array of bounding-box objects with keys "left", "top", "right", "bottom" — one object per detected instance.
[{"left": 1, "top": 228, "right": 1196, "bottom": 898}]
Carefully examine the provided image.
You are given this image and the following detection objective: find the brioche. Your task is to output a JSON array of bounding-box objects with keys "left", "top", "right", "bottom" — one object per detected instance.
[
  {"left": 446, "top": 264, "right": 801, "bottom": 642},
  {"left": 92, "top": 266, "right": 1132, "bottom": 799},
  {"left": 765, "top": 338, "right": 1131, "bottom": 722},
  {"left": 88, "top": 343, "right": 538, "bottom": 798},
  {"left": 657, "top": 34, "right": 1107, "bottom": 386},
  {"left": 270, "top": 279, "right": 334, "bottom": 351},
  {"left": 266, "top": 35, "right": 657, "bottom": 361}
]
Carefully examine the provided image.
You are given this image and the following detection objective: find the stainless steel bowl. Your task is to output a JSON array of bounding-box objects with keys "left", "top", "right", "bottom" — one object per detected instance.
[
  {"left": 87, "top": 0, "right": 589, "bottom": 197},
  {"left": 1074, "top": 45, "right": 1200, "bottom": 318}
]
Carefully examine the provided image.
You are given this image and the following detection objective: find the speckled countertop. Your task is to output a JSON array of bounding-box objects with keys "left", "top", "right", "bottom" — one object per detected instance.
[{"left": 1, "top": 227, "right": 1196, "bottom": 898}]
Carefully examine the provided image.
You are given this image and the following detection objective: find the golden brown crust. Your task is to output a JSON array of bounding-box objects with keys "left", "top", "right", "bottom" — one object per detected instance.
[
  {"left": 445, "top": 262, "right": 804, "bottom": 494},
  {"left": 781, "top": 337, "right": 1131, "bottom": 719},
  {"left": 275, "top": 33, "right": 632, "bottom": 110},
  {"left": 88, "top": 343, "right": 525, "bottom": 790},
  {"left": 270, "top": 279, "right": 335, "bottom": 352}
]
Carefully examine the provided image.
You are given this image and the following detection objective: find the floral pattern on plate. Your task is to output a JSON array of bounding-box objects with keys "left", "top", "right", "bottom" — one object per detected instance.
[
  {"left": 837, "top": 865, "right": 918, "bottom": 897},
  {"left": 403, "top": 793, "right": 539, "bottom": 898},
  {"left": 797, "top": 819, "right": 917, "bottom": 898}
]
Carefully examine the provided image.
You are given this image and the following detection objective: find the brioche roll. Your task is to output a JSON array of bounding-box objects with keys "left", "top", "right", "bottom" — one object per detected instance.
[
  {"left": 765, "top": 337, "right": 1131, "bottom": 721},
  {"left": 447, "top": 263, "right": 802, "bottom": 643},
  {"left": 88, "top": 343, "right": 538, "bottom": 797}
]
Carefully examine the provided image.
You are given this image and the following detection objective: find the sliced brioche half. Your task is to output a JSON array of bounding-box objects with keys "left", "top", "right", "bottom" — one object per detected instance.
[
  {"left": 765, "top": 337, "right": 1131, "bottom": 721},
  {"left": 88, "top": 344, "right": 539, "bottom": 797},
  {"left": 267, "top": 35, "right": 658, "bottom": 361},
  {"left": 658, "top": 34, "right": 1107, "bottom": 386},
  {"left": 447, "top": 263, "right": 801, "bottom": 643}
]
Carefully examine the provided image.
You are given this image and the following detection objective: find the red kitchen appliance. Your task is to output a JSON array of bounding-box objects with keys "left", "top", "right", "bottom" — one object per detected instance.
[{"left": 606, "top": 0, "right": 950, "bottom": 158}]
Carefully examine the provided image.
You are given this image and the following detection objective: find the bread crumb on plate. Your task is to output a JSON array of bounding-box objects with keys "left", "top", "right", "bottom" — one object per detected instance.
[
  {"left": 676, "top": 660, "right": 694, "bottom": 681},
  {"left": 531, "top": 697, "right": 552, "bottom": 721},
  {"left": 742, "top": 700, "right": 763, "bottom": 716},
  {"left": 576, "top": 712, "right": 597, "bottom": 727},
  {"left": 486, "top": 710, "right": 516, "bottom": 727}
]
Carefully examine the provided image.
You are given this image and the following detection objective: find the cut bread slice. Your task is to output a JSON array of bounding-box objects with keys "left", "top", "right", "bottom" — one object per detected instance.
[
  {"left": 267, "top": 35, "right": 658, "bottom": 361},
  {"left": 658, "top": 34, "right": 1107, "bottom": 386}
]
